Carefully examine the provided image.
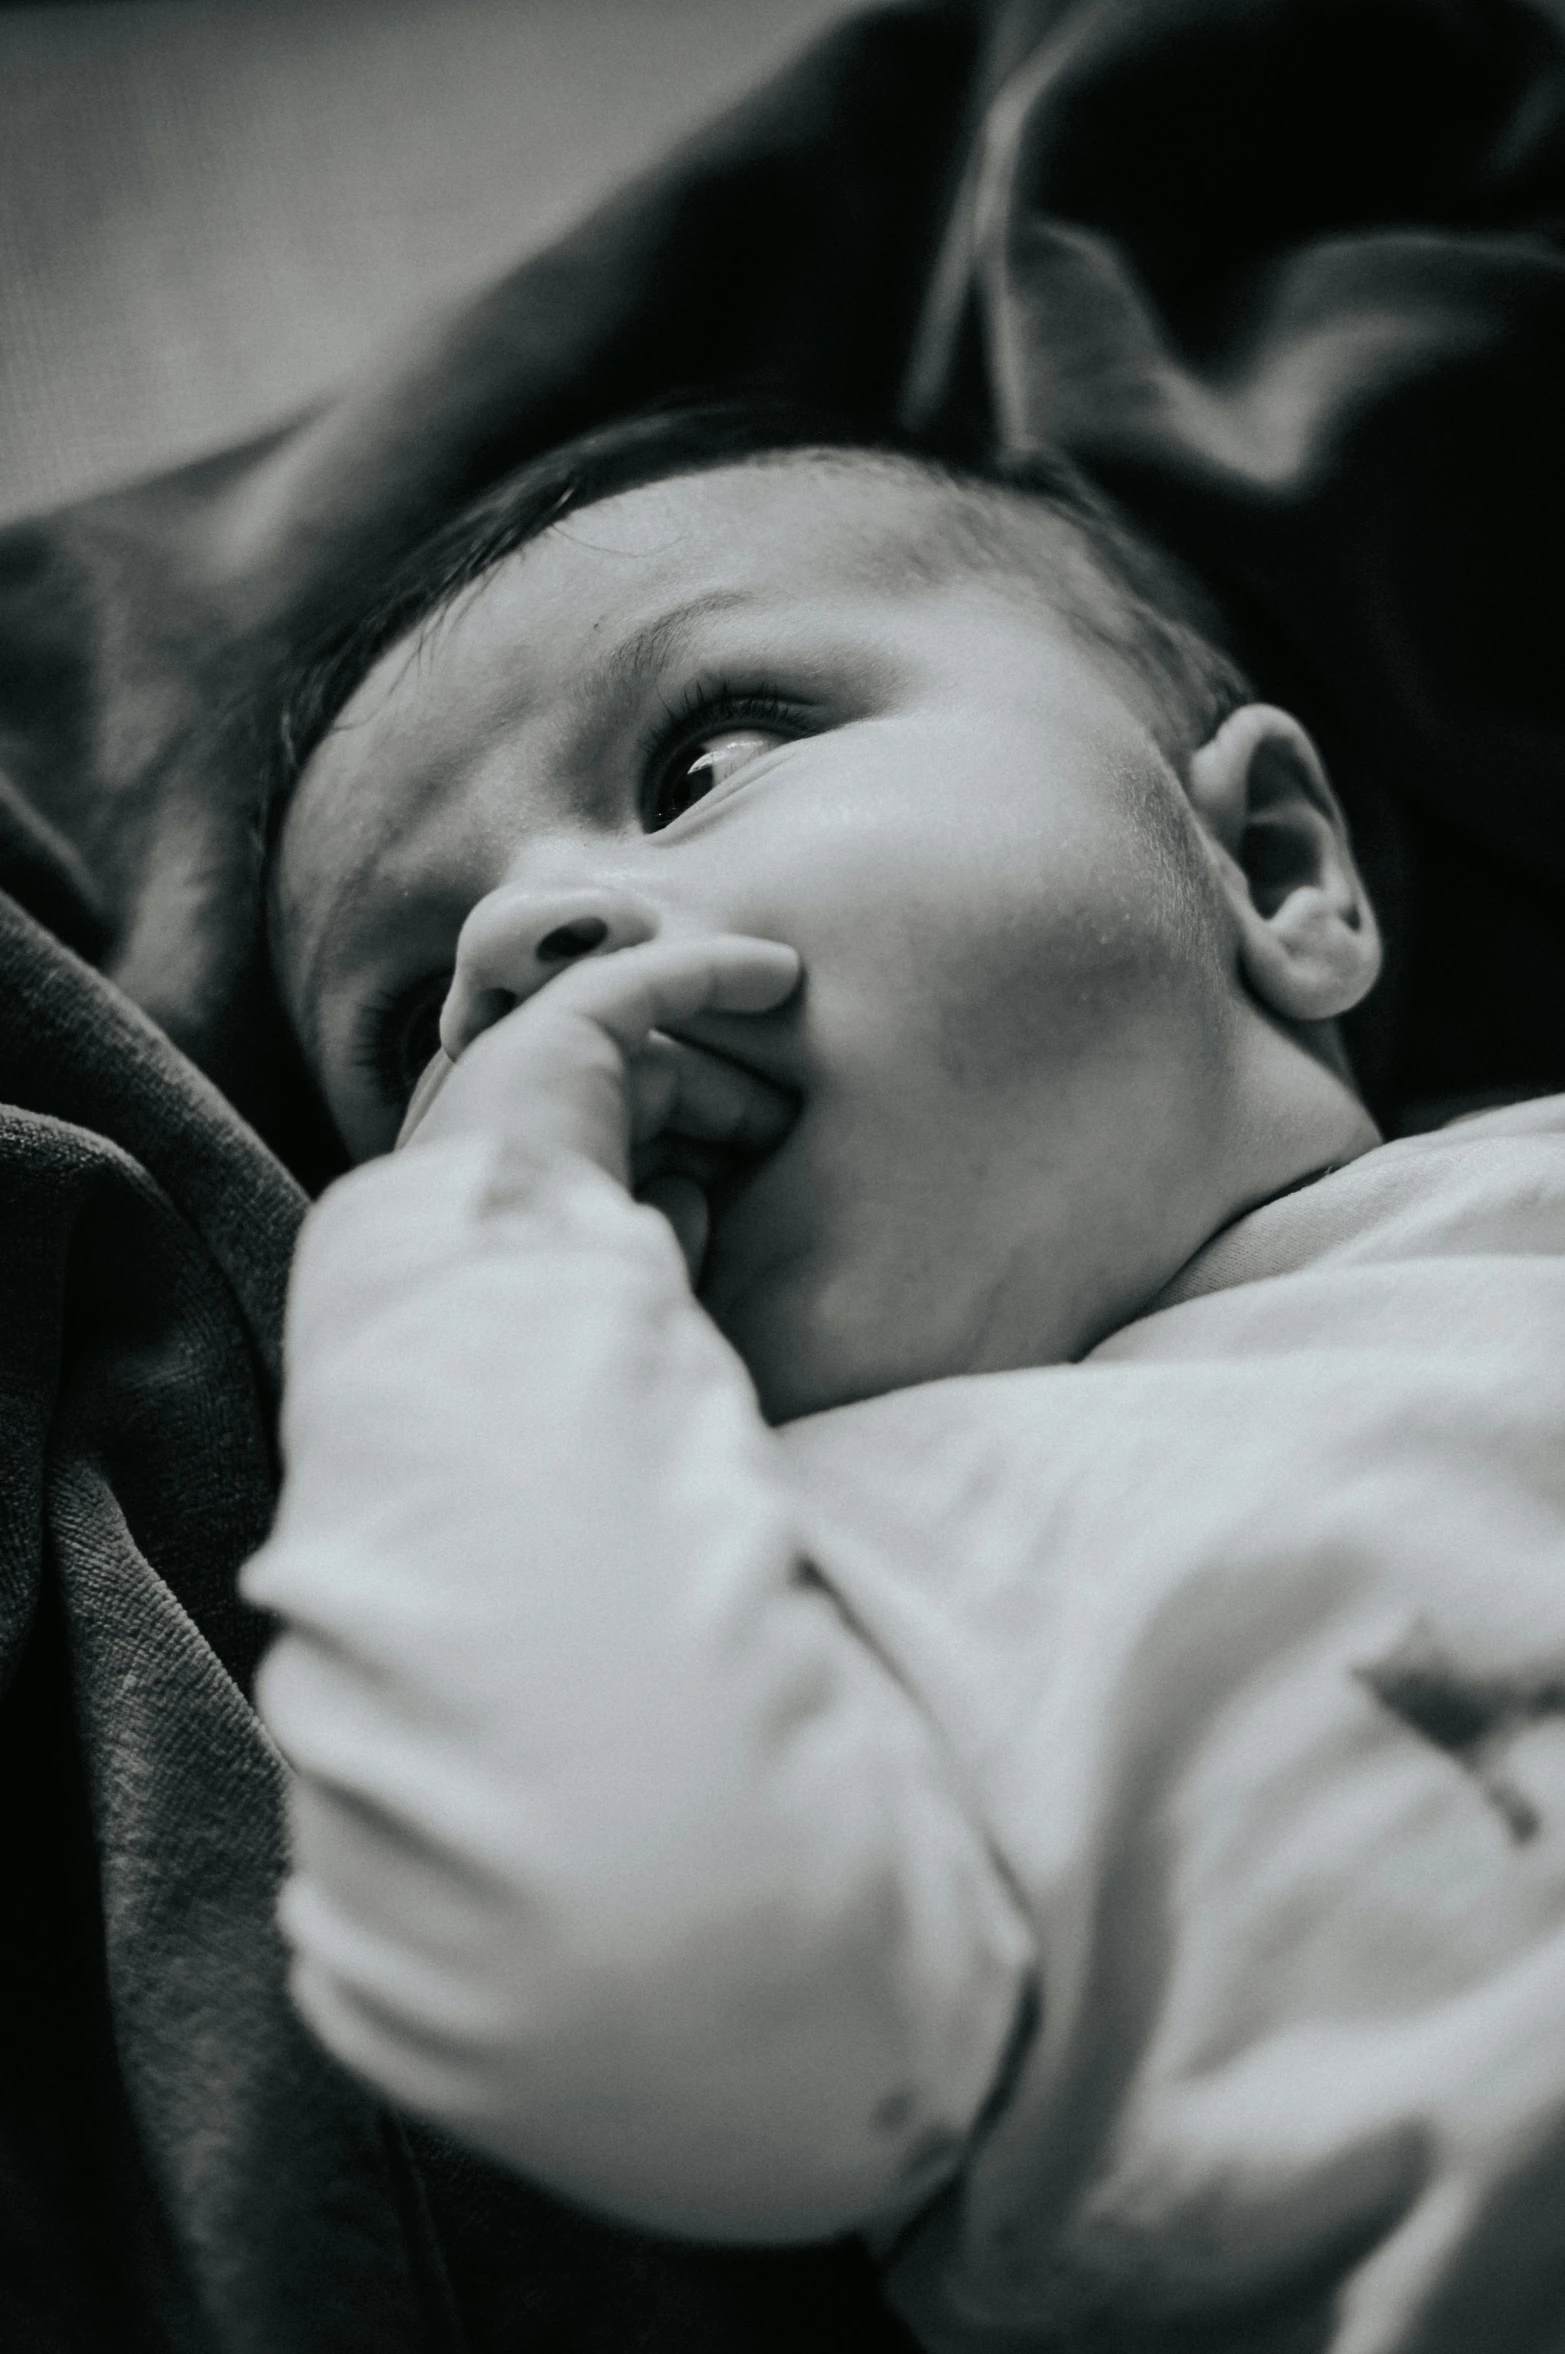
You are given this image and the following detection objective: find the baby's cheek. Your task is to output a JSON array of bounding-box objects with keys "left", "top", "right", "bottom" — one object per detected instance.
[{"left": 929, "top": 868, "right": 1207, "bottom": 1099}]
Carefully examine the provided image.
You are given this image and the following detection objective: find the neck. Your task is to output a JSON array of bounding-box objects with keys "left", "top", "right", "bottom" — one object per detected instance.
[{"left": 1225, "top": 1010, "right": 1381, "bottom": 1231}]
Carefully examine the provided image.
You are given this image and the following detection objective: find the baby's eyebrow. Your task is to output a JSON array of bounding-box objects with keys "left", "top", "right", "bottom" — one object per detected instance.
[{"left": 560, "top": 586, "right": 764, "bottom": 739}]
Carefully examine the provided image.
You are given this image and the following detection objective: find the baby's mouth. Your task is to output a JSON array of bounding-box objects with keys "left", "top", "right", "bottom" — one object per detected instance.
[
  {"left": 632, "top": 1081, "right": 801, "bottom": 1290},
  {"left": 703, "top": 1140, "right": 778, "bottom": 1226},
  {"left": 628, "top": 1015, "right": 805, "bottom": 1283}
]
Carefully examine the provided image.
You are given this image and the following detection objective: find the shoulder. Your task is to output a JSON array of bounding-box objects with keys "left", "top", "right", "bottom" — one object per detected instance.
[{"left": 1145, "top": 1089, "right": 1565, "bottom": 1319}]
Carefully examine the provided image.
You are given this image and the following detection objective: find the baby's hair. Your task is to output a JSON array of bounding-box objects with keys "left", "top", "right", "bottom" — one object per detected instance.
[{"left": 266, "top": 397, "right": 1250, "bottom": 850}]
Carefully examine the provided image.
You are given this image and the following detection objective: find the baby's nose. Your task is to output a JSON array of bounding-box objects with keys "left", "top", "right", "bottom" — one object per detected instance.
[{"left": 440, "top": 883, "right": 664, "bottom": 1060}]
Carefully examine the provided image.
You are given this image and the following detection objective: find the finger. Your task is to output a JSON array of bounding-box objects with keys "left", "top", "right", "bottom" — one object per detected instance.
[
  {"left": 442, "top": 886, "right": 662, "bottom": 1060},
  {"left": 405, "top": 935, "right": 801, "bottom": 1172},
  {"left": 624, "top": 1033, "right": 681, "bottom": 1147},
  {"left": 626, "top": 1035, "right": 797, "bottom": 1152},
  {"left": 397, "top": 1048, "right": 457, "bottom": 1148},
  {"left": 637, "top": 1173, "right": 710, "bottom": 1286},
  {"left": 532, "top": 934, "right": 801, "bottom": 1057}
]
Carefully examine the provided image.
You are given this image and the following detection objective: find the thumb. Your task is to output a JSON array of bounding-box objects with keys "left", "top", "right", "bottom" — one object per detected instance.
[{"left": 637, "top": 1173, "right": 710, "bottom": 1287}]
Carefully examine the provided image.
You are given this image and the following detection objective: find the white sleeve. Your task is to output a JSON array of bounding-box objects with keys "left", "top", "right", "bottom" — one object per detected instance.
[{"left": 243, "top": 1135, "right": 1033, "bottom": 2244}]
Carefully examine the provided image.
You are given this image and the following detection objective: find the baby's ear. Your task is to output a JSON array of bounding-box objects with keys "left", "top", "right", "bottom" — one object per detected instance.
[{"left": 1186, "top": 705, "right": 1381, "bottom": 1023}]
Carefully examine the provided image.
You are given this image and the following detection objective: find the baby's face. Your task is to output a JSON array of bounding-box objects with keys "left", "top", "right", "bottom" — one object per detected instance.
[{"left": 277, "top": 459, "right": 1248, "bottom": 1418}]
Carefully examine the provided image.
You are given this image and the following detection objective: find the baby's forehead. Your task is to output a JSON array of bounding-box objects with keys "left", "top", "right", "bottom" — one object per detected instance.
[
  {"left": 545, "top": 448, "right": 976, "bottom": 555},
  {"left": 513, "top": 453, "right": 1041, "bottom": 609},
  {"left": 410, "top": 453, "right": 1075, "bottom": 685},
  {"left": 291, "top": 458, "right": 1073, "bottom": 841}
]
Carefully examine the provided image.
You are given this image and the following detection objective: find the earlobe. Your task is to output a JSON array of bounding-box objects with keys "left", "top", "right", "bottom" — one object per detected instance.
[{"left": 1186, "top": 705, "right": 1381, "bottom": 1025}]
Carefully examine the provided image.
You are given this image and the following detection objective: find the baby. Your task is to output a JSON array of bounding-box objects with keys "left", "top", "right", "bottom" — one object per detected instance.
[{"left": 247, "top": 411, "right": 1565, "bottom": 2352}]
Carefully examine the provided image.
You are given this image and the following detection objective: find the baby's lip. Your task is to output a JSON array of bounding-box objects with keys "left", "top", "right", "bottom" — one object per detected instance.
[
  {"left": 668, "top": 1000, "right": 811, "bottom": 1098},
  {"left": 632, "top": 1037, "right": 802, "bottom": 1197},
  {"left": 703, "top": 1069, "right": 814, "bottom": 1225}
]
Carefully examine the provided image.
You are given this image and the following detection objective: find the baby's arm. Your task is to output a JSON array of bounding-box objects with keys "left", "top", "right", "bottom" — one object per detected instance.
[{"left": 244, "top": 938, "right": 1032, "bottom": 2243}]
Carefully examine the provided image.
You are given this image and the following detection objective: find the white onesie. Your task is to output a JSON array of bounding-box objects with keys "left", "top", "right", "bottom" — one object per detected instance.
[{"left": 245, "top": 1095, "right": 1565, "bottom": 2354}]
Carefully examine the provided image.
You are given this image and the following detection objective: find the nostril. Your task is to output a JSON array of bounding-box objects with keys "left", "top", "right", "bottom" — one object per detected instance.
[{"left": 536, "top": 916, "right": 609, "bottom": 965}]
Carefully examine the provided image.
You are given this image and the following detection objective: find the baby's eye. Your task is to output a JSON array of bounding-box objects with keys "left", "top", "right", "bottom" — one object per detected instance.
[
  {"left": 356, "top": 971, "right": 450, "bottom": 1107},
  {"left": 396, "top": 983, "right": 448, "bottom": 1095},
  {"left": 645, "top": 728, "right": 786, "bottom": 833}
]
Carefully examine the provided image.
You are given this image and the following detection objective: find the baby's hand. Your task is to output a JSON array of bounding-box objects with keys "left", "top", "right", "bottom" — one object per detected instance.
[{"left": 398, "top": 930, "right": 801, "bottom": 1280}]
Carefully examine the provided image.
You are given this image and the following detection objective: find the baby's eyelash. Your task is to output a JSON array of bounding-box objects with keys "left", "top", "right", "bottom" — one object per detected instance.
[
  {"left": 351, "top": 970, "right": 451, "bottom": 1106},
  {"left": 639, "top": 678, "right": 812, "bottom": 830},
  {"left": 655, "top": 678, "right": 799, "bottom": 732}
]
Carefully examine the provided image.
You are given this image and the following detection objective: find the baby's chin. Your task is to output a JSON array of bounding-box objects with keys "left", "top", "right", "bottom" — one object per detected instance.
[
  {"left": 694, "top": 1122, "right": 1089, "bottom": 1421},
  {"left": 718, "top": 1273, "right": 1029, "bottom": 1426},
  {"left": 701, "top": 1181, "right": 1134, "bottom": 1422},
  {"left": 712, "top": 1294, "right": 891, "bottom": 1427},
  {"left": 700, "top": 1206, "right": 981, "bottom": 1426},
  {"left": 696, "top": 1178, "right": 883, "bottom": 1425}
]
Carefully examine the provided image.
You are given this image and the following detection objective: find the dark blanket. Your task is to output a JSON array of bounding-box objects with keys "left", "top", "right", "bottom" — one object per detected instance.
[{"left": 2, "top": 0, "right": 1563, "bottom": 2345}]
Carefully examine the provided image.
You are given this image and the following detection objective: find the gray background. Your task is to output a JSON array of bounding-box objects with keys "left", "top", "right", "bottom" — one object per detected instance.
[{"left": 0, "top": 0, "right": 854, "bottom": 522}]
